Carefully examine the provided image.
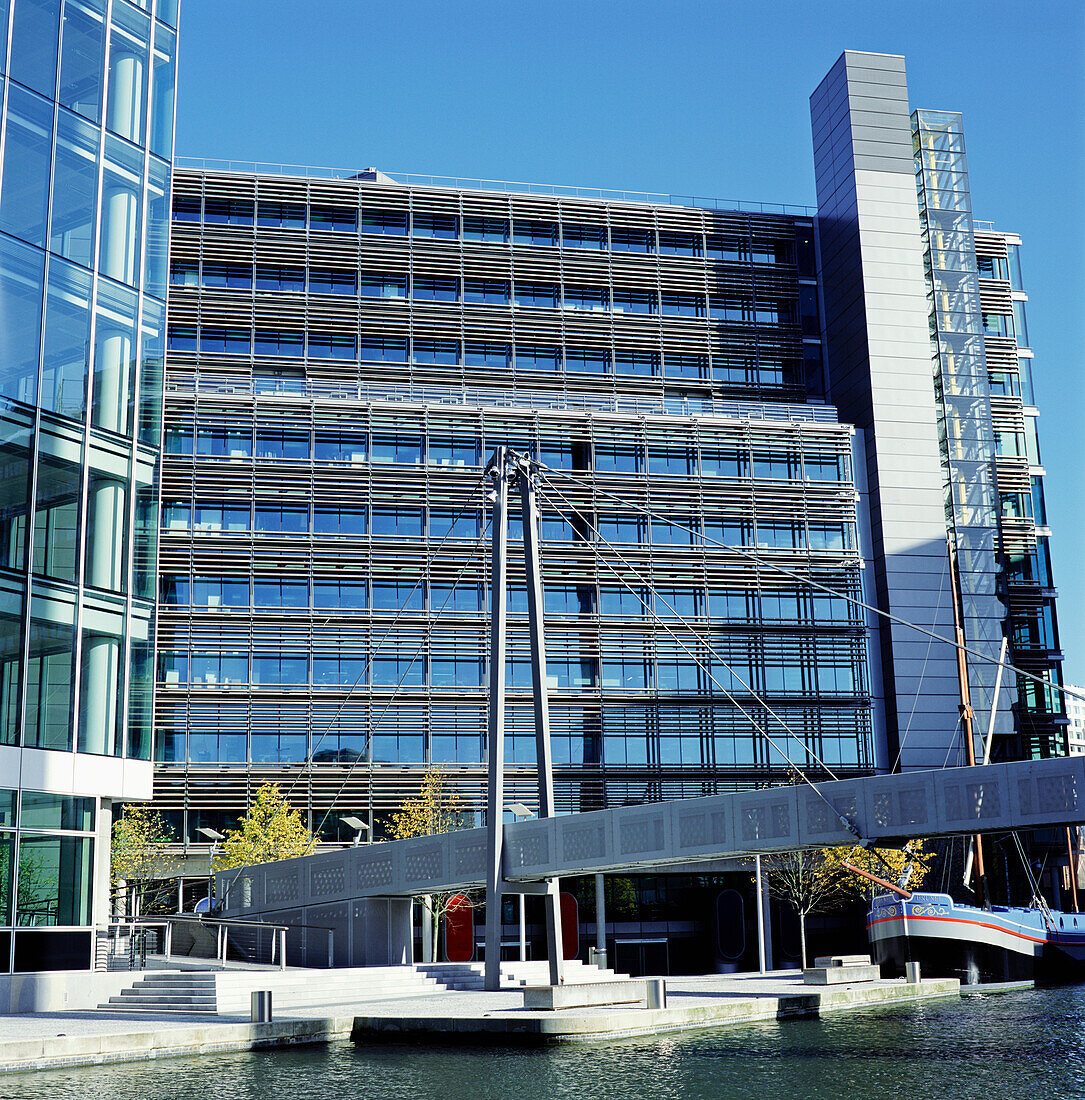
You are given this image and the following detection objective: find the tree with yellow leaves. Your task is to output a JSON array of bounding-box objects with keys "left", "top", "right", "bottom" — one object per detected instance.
[
  {"left": 763, "top": 840, "right": 930, "bottom": 968},
  {"left": 390, "top": 768, "right": 471, "bottom": 961},
  {"left": 390, "top": 768, "right": 468, "bottom": 840},
  {"left": 212, "top": 784, "right": 315, "bottom": 872}
]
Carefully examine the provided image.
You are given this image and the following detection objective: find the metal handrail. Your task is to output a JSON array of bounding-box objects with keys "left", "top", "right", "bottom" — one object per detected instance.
[{"left": 98, "top": 916, "right": 335, "bottom": 971}]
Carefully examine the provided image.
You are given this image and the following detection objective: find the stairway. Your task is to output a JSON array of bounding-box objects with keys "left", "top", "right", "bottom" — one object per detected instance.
[
  {"left": 418, "top": 959, "right": 627, "bottom": 991},
  {"left": 100, "top": 966, "right": 442, "bottom": 1015}
]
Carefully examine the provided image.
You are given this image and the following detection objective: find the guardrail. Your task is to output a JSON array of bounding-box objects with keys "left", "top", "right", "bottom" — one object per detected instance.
[{"left": 95, "top": 916, "right": 334, "bottom": 972}]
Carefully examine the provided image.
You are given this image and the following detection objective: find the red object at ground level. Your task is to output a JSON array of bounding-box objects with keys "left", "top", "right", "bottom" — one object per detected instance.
[
  {"left": 444, "top": 893, "right": 474, "bottom": 962},
  {"left": 560, "top": 892, "right": 579, "bottom": 959}
]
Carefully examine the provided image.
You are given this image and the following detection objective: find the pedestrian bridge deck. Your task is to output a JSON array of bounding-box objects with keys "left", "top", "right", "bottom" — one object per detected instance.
[{"left": 218, "top": 756, "right": 1085, "bottom": 917}]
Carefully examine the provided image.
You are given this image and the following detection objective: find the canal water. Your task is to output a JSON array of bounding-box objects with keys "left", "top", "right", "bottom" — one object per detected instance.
[{"left": 8, "top": 987, "right": 1085, "bottom": 1100}]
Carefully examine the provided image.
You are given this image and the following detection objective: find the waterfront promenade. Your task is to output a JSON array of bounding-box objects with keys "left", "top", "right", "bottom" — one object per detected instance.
[{"left": 0, "top": 970, "right": 960, "bottom": 1073}]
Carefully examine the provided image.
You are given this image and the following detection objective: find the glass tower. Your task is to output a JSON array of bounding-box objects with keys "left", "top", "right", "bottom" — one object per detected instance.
[{"left": 0, "top": 0, "right": 176, "bottom": 971}]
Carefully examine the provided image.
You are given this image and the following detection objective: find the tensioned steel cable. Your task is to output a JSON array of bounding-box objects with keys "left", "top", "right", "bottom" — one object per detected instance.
[
  {"left": 535, "top": 478, "right": 863, "bottom": 839},
  {"left": 537, "top": 468, "right": 1085, "bottom": 707}
]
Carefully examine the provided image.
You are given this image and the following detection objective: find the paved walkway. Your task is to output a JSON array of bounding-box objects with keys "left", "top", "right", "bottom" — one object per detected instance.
[{"left": 0, "top": 970, "right": 962, "bottom": 1073}]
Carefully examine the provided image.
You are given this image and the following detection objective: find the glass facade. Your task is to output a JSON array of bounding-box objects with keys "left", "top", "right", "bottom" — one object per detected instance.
[
  {"left": 0, "top": 0, "right": 177, "bottom": 968},
  {"left": 155, "top": 172, "right": 872, "bottom": 838},
  {"left": 913, "top": 110, "right": 1066, "bottom": 760},
  {"left": 912, "top": 110, "right": 1016, "bottom": 749}
]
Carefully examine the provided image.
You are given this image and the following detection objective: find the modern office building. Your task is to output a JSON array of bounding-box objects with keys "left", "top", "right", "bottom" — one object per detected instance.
[
  {"left": 150, "top": 51, "right": 1068, "bottom": 867},
  {"left": 0, "top": 0, "right": 177, "bottom": 970},
  {"left": 156, "top": 171, "right": 875, "bottom": 847}
]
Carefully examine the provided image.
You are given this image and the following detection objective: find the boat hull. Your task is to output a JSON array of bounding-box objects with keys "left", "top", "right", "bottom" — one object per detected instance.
[{"left": 867, "top": 892, "right": 1085, "bottom": 985}]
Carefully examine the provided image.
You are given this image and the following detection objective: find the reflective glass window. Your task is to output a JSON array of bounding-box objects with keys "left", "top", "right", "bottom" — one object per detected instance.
[
  {"left": 515, "top": 345, "right": 559, "bottom": 371},
  {"left": 371, "top": 508, "right": 423, "bottom": 538},
  {"left": 610, "top": 228, "right": 654, "bottom": 253},
  {"left": 309, "top": 269, "right": 355, "bottom": 295},
  {"left": 149, "top": 23, "right": 176, "bottom": 158},
  {"left": 0, "top": 412, "right": 32, "bottom": 576},
  {"left": 256, "top": 201, "right": 305, "bottom": 229},
  {"left": 371, "top": 435, "right": 421, "bottom": 464},
  {"left": 98, "top": 134, "right": 143, "bottom": 287},
  {"left": 16, "top": 834, "right": 92, "bottom": 926},
  {"left": 41, "top": 259, "right": 91, "bottom": 422},
  {"left": 204, "top": 199, "right": 252, "bottom": 226},
  {"left": 359, "top": 273, "right": 405, "bottom": 299},
  {"left": 463, "top": 279, "right": 509, "bottom": 304},
  {"left": 84, "top": 470, "right": 127, "bottom": 591},
  {"left": 615, "top": 351, "right": 658, "bottom": 377},
  {"left": 514, "top": 282, "right": 558, "bottom": 308},
  {"left": 50, "top": 108, "right": 100, "bottom": 268},
  {"left": 0, "top": 85, "right": 53, "bottom": 248},
  {"left": 58, "top": 0, "right": 106, "bottom": 122},
  {"left": 252, "top": 652, "right": 308, "bottom": 685},
  {"left": 565, "top": 348, "right": 610, "bottom": 374},
  {"left": 25, "top": 610, "right": 75, "bottom": 750},
  {"left": 307, "top": 332, "right": 356, "bottom": 360},
  {"left": 463, "top": 216, "right": 507, "bottom": 242},
  {"left": 513, "top": 220, "right": 556, "bottom": 247},
  {"left": 613, "top": 288, "right": 656, "bottom": 314},
  {"left": 359, "top": 209, "right": 404, "bottom": 235},
  {"left": 10, "top": 0, "right": 60, "bottom": 97},
  {"left": 77, "top": 622, "right": 123, "bottom": 754},
  {"left": 32, "top": 451, "right": 81, "bottom": 583},
  {"left": 427, "top": 435, "right": 476, "bottom": 467},
  {"left": 313, "top": 579, "right": 367, "bottom": 611},
  {"left": 562, "top": 223, "right": 605, "bottom": 250},
  {"left": 313, "top": 506, "right": 366, "bottom": 536},
  {"left": 105, "top": 0, "right": 149, "bottom": 143},
  {"left": 413, "top": 212, "right": 458, "bottom": 239},
  {"left": 91, "top": 279, "right": 138, "bottom": 435}
]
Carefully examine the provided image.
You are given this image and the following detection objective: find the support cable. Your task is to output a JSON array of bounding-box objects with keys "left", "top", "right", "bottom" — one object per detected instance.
[
  {"left": 537, "top": 468, "right": 1084, "bottom": 706},
  {"left": 535, "top": 477, "right": 863, "bottom": 841}
]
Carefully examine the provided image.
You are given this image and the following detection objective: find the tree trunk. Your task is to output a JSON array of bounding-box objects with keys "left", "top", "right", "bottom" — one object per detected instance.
[{"left": 799, "top": 910, "right": 808, "bottom": 970}]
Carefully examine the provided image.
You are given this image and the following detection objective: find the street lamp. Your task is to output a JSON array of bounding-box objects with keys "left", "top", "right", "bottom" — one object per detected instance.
[
  {"left": 197, "top": 827, "right": 225, "bottom": 912},
  {"left": 340, "top": 815, "right": 371, "bottom": 846},
  {"left": 505, "top": 805, "right": 535, "bottom": 962}
]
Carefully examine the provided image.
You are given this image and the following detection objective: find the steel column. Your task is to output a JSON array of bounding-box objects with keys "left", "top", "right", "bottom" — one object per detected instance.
[
  {"left": 484, "top": 450, "right": 509, "bottom": 991},
  {"left": 520, "top": 461, "right": 564, "bottom": 985}
]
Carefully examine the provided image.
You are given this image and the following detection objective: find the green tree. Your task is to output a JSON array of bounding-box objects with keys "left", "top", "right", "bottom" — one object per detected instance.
[
  {"left": 212, "top": 784, "right": 315, "bottom": 871},
  {"left": 111, "top": 806, "right": 179, "bottom": 915}
]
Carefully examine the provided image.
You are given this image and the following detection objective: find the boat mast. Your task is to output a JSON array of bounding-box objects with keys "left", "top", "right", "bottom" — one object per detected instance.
[{"left": 947, "top": 536, "right": 989, "bottom": 910}]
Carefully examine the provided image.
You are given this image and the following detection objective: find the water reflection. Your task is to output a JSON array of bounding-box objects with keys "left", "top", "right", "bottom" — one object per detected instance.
[{"left": 9, "top": 987, "right": 1085, "bottom": 1100}]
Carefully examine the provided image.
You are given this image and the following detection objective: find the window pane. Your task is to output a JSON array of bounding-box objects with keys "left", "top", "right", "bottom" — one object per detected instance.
[
  {"left": 10, "top": 0, "right": 60, "bottom": 98},
  {"left": 58, "top": 0, "right": 105, "bottom": 122},
  {"left": 0, "top": 85, "right": 54, "bottom": 248},
  {"left": 50, "top": 108, "right": 100, "bottom": 268},
  {"left": 16, "top": 834, "right": 93, "bottom": 926},
  {"left": 41, "top": 259, "right": 91, "bottom": 422}
]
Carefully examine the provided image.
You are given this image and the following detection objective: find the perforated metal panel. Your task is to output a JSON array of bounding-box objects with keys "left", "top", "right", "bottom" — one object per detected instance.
[{"left": 219, "top": 756, "right": 1085, "bottom": 915}]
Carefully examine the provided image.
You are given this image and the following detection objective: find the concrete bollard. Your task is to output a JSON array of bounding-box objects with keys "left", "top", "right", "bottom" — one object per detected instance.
[
  {"left": 905, "top": 961, "right": 921, "bottom": 984},
  {"left": 645, "top": 978, "right": 667, "bottom": 1009},
  {"left": 251, "top": 990, "right": 272, "bottom": 1022}
]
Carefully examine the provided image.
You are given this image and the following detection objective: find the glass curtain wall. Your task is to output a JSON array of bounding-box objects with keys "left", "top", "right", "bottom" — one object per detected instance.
[
  {"left": 912, "top": 109, "right": 1016, "bottom": 753},
  {"left": 0, "top": 0, "right": 177, "bottom": 970}
]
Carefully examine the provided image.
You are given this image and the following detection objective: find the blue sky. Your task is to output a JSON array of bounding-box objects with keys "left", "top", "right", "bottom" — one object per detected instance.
[{"left": 173, "top": 0, "right": 1085, "bottom": 684}]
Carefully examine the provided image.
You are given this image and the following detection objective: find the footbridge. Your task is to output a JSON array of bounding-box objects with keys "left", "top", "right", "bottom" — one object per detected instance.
[{"left": 217, "top": 754, "right": 1085, "bottom": 963}]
